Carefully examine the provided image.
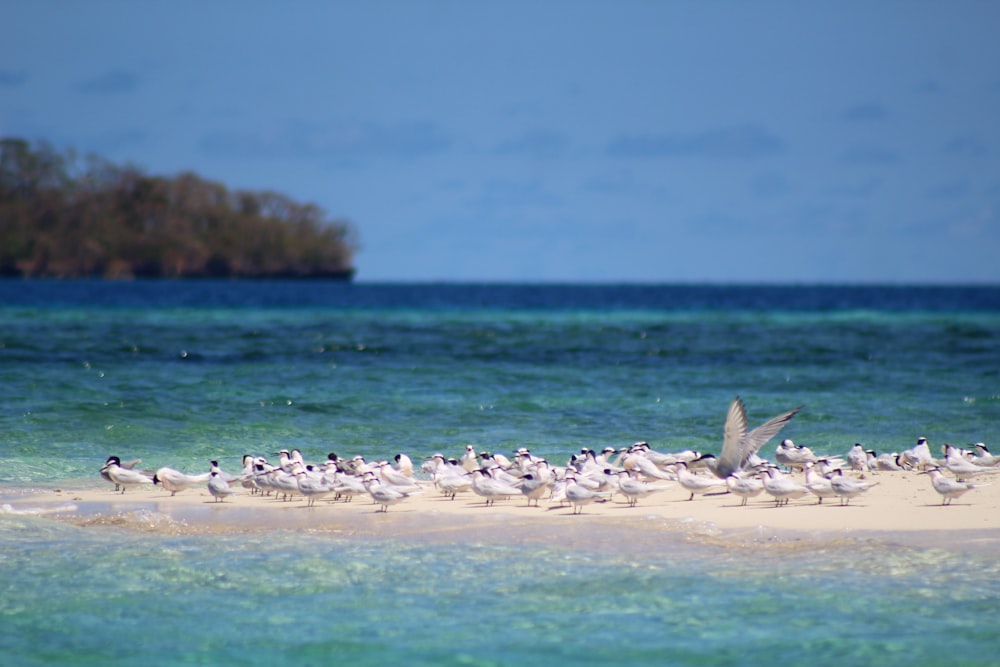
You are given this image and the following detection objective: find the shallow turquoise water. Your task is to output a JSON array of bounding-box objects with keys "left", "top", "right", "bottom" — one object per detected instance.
[
  {"left": 1, "top": 281, "right": 999, "bottom": 665},
  {"left": 2, "top": 514, "right": 998, "bottom": 667}
]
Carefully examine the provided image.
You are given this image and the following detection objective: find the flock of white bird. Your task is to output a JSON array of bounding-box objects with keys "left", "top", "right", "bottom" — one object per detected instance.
[{"left": 98, "top": 397, "right": 996, "bottom": 512}]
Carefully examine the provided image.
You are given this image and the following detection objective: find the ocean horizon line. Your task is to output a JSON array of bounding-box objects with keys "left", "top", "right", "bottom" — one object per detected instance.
[{"left": 3, "top": 276, "right": 1000, "bottom": 289}]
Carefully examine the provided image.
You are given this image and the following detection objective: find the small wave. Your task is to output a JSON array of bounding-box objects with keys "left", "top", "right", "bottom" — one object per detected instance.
[{"left": 0, "top": 503, "right": 79, "bottom": 516}]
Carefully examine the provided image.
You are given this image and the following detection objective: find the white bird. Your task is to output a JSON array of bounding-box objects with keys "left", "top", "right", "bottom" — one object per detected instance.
[
  {"left": 435, "top": 473, "right": 472, "bottom": 500},
  {"left": 100, "top": 456, "right": 146, "bottom": 491},
  {"left": 944, "top": 450, "right": 1000, "bottom": 481},
  {"left": 483, "top": 451, "right": 513, "bottom": 469},
  {"left": 621, "top": 452, "right": 675, "bottom": 481},
  {"left": 970, "top": 443, "right": 1000, "bottom": 467},
  {"left": 760, "top": 467, "right": 809, "bottom": 506},
  {"left": 425, "top": 454, "right": 472, "bottom": 499},
  {"left": 814, "top": 457, "right": 845, "bottom": 476},
  {"left": 248, "top": 457, "right": 281, "bottom": 496},
  {"left": 725, "top": 474, "right": 764, "bottom": 506},
  {"left": 570, "top": 449, "right": 601, "bottom": 474},
  {"left": 616, "top": 471, "right": 670, "bottom": 507},
  {"left": 100, "top": 456, "right": 154, "bottom": 494},
  {"left": 594, "top": 446, "right": 623, "bottom": 469},
  {"left": 265, "top": 466, "right": 300, "bottom": 501},
  {"left": 330, "top": 472, "right": 369, "bottom": 502},
  {"left": 675, "top": 462, "right": 728, "bottom": 500},
  {"left": 775, "top": 439, "right": 816, "bottom": 471},
  {"left": 563, "top": 473, "right": 609, "bottom": 514},
  {"left": 873, "top": 451, "right": 905, "bottom": 472},
  {"left": 484, "top": 463, "right": 523, "bottom": 488},
  {"left": 519, "top": 473, "right": 552, "bottom": 507},
  {"left": 355, "top": 455, "right": 379, "bottom": 476},
  {"left": 901, "top": 437, "right": 936, "bottom": 470},
  {"left": 207, "top": 471, "right": 238, "bottom": 502},
  {"left": 847, "top": 444, "right": 869, "bottom": 472},
  {"left": 153, "top": 466, "right": 211, "bottom": 496},
  {"left": 469, "top": 469, "right": 522, "bottom": 507},
  {"left": 630, "top": 442, "right": 698, "bottom": 470},
  {"left": 803, "top": 463, "right": 837, "bottom": 505},
  {"left": 274, "top": 449, "right": 305, "bottom": 473},
  {"left": 296, "top": 468, "right": 335, "bottom": 507},
  {"left": 209, "top": 460, "right": 238, "bottom": 482},
  {"left": 363, "top": 475, "right": 418, "bottom": 512},
  {"left": 828, "top": 470, "right": 878, "bottom": 506},
  {"left": 920, "top": 467, "right": 987, "bottom": 505},
  {"left": 378, "top": 461, "right": 422, "bottom": 488},
  {"left": 239, "top": 455, "right": 262, "bottom": 494},
  {"left": 393, "top": 453, "right": 414, "bottom": 477},
  {"left": 713, "top": 396, "right": 801, "bottom": 479},
  {"left": 460, "top": 444, "right": 479, "bottom": 472}
]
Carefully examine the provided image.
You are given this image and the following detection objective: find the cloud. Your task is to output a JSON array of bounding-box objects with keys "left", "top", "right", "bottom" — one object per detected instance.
[
  {"left": 493, "top": 130, "right": 570, "bottom": 159},
  {"left": 0, "top": 69, "right": 27, "bottom": 86},
  {"left": 200, "top": 120, "right": 452, "bottom": 160},
  {"left": 843, "top": 102, "right": 887, "bottom": 122},
  {"left": 77, "top": 69, "right": 141, "bottom": 94},
  {"left": 606, "top": 124, "right": 783, "bottom": 159}
]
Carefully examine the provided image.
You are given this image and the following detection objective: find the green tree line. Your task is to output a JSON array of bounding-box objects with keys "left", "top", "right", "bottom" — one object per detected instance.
[{"left": 0, "top": 137, "right": 357, "bottom": 279}]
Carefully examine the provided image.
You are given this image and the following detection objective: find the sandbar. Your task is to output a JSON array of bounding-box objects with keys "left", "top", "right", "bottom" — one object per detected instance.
[{"left": 4, "top": 469, "right": 999, "bottom": 554}]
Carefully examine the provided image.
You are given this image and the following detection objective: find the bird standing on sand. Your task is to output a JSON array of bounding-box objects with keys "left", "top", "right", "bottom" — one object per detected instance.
[
  {"left": 901, "top": 437, "right": 936, "bottom": 470},
  {"left": 725, "top": 474, "right": 764, "bottom": 506},
  {"left": 208, "top": 471, "right": 238, "bottom": 502},
  {"left": 100, "top": 456, "right": 147, "bottom": 492},
  {"left": 563, "top": 472, "right": 609, "bottom": 514},
  {"left": 828, "top": 469, "right": 878, "bottom": 505},
  {"left": 519, "top": 473, "right": 552, "bottom": 507},
  {"left": 675, "top": 462, "right": 728, "bottom": 501},
  {"left": 363, "top": 475, "right": 419, "bottom": 512},
  {"left": 469, "top": 468, "right": 522, "bottom": 507},
  {"left": 101, "top": 456, "right": 155, "bottom": 494},
  {"left": 616, "top": 470, "right": 670, "bottom": 507},
  {"left": 803, "top": 462, "right": 837, "bottom": 505},
  {"left": 775, "top": 439, "right": 816, "bottom": 471},
  {"left": 295, "top": 468, "right": 335, "bottom": 507},
  {"left": 760, "top": 467, "right": 809, "bottom": 506},
  {"left": 944, "top": 449, "right": 1000, "bottom": 482},
  {"left": 920, "top": 467, "right": 987, "bottom": 505},
  {"left": 153, "top": 466, "right": 211, "bottom": 496}
]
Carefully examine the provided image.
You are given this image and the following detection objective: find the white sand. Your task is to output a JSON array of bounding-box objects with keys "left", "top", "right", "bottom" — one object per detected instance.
[{"left": 8, "top": 467, "right": 1000, "bottom": 552}]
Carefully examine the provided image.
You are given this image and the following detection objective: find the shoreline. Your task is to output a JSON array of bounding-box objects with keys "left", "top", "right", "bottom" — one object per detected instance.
[{"left": 4, "top": 469, "right": 1000, "bottom": 554}]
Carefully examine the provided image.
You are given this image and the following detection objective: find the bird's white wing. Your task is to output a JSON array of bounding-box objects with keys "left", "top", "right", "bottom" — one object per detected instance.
[
  {"left": 716, "top": 396, "right": 749, "bottom": 477},
  {"left": 716, "top": 397, "right": 801, "bottom": 478},
  {"left": 744, "top": 405, "right": 802, "bottom": 460}
]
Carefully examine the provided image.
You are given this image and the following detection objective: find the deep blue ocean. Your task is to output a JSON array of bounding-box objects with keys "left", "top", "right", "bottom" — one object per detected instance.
[{"left": 2, "top": 280, "right": 999, "bottom": 666}]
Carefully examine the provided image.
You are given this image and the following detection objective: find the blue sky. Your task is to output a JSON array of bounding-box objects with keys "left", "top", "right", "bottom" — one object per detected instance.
[{"left": 2, "top": 1, "right": 999, "bottom": 283}]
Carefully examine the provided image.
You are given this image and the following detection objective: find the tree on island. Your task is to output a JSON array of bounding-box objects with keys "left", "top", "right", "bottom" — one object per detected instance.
[{"left": 0, "top": 137, "right": 358, "bottom": 279}]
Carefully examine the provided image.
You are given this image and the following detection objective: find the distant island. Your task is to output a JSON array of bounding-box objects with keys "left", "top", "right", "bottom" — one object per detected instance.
[{"left": 0, "top": 138, "right": 357, "bottom": 280}]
